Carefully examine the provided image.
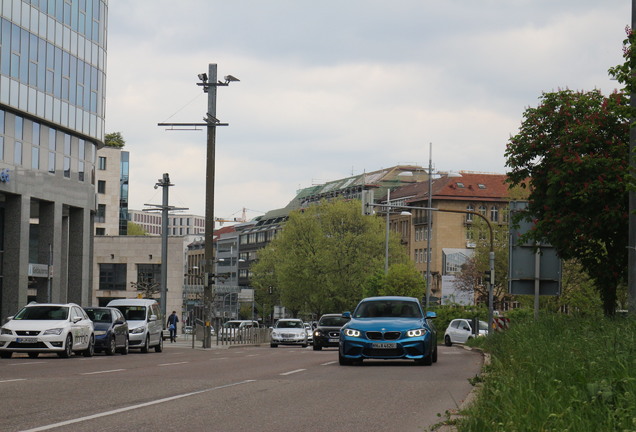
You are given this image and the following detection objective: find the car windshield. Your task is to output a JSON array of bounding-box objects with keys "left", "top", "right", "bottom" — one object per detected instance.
[
  {"left": 319, "top": 316, "right": 350, "bottom": 326},
  {"left": 354, "top": 300, "right": 422, "bottom": 318},
  {"left": 275, "top": 320, "right": 303, "bottom": 329},
  {"left": 223, "top": 322, "right": 241, "bottom": 329},
  {"left": 113, "top": 306, "right": 146, "bottom": 321},
  {"left": 14, "top": 306, "right": 69, "bottom": 320},
  {"left": 479, "top": 321, "right": 489, "bottom": 331},
  {"left": 85, "top": 309, "right": 112, "bottom": 323}
]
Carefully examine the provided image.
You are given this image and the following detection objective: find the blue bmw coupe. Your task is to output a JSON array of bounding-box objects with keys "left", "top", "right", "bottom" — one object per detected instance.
[{"left": 339, "top": 296, "right": 438, "bottom": 366}]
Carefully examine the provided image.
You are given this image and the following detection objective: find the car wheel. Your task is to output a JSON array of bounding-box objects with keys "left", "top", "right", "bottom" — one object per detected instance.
[
  {"left": 338, "top": 350, "right": 353, "bottom": 366},
  {"left": 0, "top": 351, "right": 12, "bottom": 359},
  {"left": 83, "top": 335, "right": 94, "bottom": 357},
  {"left": 417, "top": 353, "right": 433, "bottom": 366},
  {"left": 155, "top": 335, "right": 163, "bottom": 352},
  {"left": 432, "top": 344, "right": 438, "bottom": 363},
  {"left": 119, "top": 337, "right": 129, "bottom": 355},
  {"left": 105, "top": 336, "right": 116, "bottom": 356},
  {"left": 313, "top": 344, "right": 322, "bottom": 351},
  {"left": 444, "top": 335, "right": 452, "bottom": 347},
  {"left": 141, "top": 336, "right": 150, "bottom": 353},
  {"left": 28, "top": 352, "right": 39, "bottom": 359},
  {"left": 270, "top": 343, "right": 278, "bottom": 348},
  {"left": 59, "top": 334, "right": 73, "bottom": 358}
]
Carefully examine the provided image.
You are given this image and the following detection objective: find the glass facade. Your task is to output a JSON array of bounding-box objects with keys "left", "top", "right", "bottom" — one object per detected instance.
[{"left": 0, "top": 0, "right": 107, "bottom": 142}]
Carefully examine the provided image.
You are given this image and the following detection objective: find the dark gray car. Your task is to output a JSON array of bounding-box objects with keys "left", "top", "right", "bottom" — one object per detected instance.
[{"left": 313, "top": 313, "right": 350, "bottom": 350}]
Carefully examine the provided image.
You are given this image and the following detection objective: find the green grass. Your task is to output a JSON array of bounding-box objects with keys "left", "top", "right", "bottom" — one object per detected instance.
[{"left": 455, "top": 313, "right": 636, "bottom": 432}]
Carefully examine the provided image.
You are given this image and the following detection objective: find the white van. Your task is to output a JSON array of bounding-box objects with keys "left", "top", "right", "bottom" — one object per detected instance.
[
  {"left": 219, "top": 320, "right": 259, "bottom": 341},
  {"left": 107, "top": 299, "right": 163, "bottom": 353}
]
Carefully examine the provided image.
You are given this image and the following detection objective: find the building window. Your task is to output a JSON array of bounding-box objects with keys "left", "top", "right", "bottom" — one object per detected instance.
[
  {"left": 466, "top": 204, "right": 474, "bottom": 222},
  {"left": 63, "top": 156, "right": 70, "bottom": 178},
  {"left": 96, "top": 204, "right": 106, "bottom": 223},
  {"left": 0, "top": 137, "right": 4, "bottom": 160},
  {"left": 14, "top": 142, "right": 22, "bottom": 165},
  {"left": 48, "top": 151, "right": 55, "bottom": 173},
  {"left": 98, "top": 156, "right": 106, "bottom": 170},
  {"left": 479, "top": 205, "right": 487, "bottom": 216},
  {"left": 97, "top": 180, "right": 106, "bottom": 194},
  {"left": 31, "top": 146, "right": 39, "bottom": 169},
  {"left": 137, "top": 264, "right": 161, "bottom": 293},
  {"left": 490, "top": 206, "right": 499, "bottom": 222},
  {"left": 96, "top": 227, "right": 105, "bottom": 236},
  {"left": 99, "top": 264, "right": 127, "bottom": 290}
]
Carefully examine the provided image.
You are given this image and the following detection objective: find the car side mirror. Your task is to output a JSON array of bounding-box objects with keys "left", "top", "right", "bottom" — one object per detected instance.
[
  {"left": 72, "top": 316, "right": 83, "bottom": 323},
  {"left": 425, "top": 311, "right": 437, "bottom": 319},
  {"left": 342, "top": 312, "right": 351, "bottom": 318},
  {"left": 149, "top": 314, "right": 157, "bottom": 322}
]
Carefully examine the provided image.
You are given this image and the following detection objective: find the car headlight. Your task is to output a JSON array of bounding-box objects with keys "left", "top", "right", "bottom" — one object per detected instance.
[
  {"left": 94, "top": 330, "right": 107, "bottom": 336},
  {"left": 130, "top": 327, "right": 145, "bottom": 334},
  {"left": 343, "top": 328, "right": 361, "bottom": 337},
  {"left": 0, "top": 327, "right": 12, "bottom": 335},
  {"left": 43, "top": 328, "right": 64, "bottom": 335},
  {"left": 313, "top": 330, "right": 321, "bottom": 337},
  {"left": 406, "top": 328, "right": 427, "bottom": 337}
]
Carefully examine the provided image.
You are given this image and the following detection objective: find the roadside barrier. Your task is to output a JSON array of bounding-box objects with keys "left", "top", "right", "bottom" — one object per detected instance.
[{"left": 493, "top": 317, "right": 510, "bottom": 332}]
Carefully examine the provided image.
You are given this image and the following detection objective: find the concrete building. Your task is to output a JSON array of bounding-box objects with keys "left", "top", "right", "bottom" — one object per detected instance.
[
  {"left": 95, "top": 145, "right": 128, "bottom": 236},
  {"left": 0, "top": 1, "right": 108, "bottom": 321},
  {"left": 92, "top": 235, "right": 186, "bottom": 323},
  {"left": 128, "top": 209, "right": 204, "bottom": 236},
  {"left": 386, "top": 172, "right": 510, "bottom": 303}
]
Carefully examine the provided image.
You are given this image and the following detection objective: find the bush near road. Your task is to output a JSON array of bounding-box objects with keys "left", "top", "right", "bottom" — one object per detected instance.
[{"left": 453, "top": 313, "right": 636, "bottom": 431}]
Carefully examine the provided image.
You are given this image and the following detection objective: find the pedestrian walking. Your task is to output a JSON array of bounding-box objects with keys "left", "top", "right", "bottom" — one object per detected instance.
[{"left": 167, "top": 311, "right": 179, "bottom": 343}]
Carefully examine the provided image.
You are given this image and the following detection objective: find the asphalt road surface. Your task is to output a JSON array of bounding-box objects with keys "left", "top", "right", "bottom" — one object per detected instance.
[{"left": 0, "top": 341, "right": 483, "bottom": 432}]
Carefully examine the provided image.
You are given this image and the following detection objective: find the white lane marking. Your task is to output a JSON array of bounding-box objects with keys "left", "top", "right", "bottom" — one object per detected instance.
[
  {"left": 9, "top": 362, "right": 47, "bottom": 366},
  {"left": 81, "top": 369, "right": 126, "bottom": 375},
  {"left": 246, "top": 354, "right": 259, "bottom": 357},
  {"left": 280, "top": 369, "right": 306, "bottom": 376},
  {"left": 19, "top": 380, "right": 256, "bottom": 432},
  {"left": 0, "top": 378, "right": 27, "bottom": 383},
  {"left": 321, "top": 361, "right": 337, "bottom": 366},
  {"left": 158, "top": 361, "right": 188, "bottom": 367}
]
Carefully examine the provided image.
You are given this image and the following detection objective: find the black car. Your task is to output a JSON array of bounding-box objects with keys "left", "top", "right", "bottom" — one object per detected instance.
[
  {"left": 84, "top": 307, "right": 129, "bottom": 355},
  {"left": 313, "top": 313, "right": 350, "bottom": 351}
]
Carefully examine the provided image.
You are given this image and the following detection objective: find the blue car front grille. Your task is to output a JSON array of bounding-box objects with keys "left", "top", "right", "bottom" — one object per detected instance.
[{"left": 365, "top": 331, "right": 401, "bottom": 340}]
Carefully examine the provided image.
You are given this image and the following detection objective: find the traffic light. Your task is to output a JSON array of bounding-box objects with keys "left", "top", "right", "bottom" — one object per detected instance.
[{"left": 484, "top": 270, "right": 491, "bottom": 285}]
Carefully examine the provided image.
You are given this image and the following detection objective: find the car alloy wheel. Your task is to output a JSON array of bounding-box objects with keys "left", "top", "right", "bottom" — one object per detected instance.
[
  {"left": 83, "top": 335, "right": 94, "bottom": 357},
  {"left": 119, "top": 337, "right": 129, "bottom": 355},
  {"left": 106, "top": 336, "right": 116, "bottom": 356},
  {"left": 141, "top": 336, "right": 150, "bottom": 353},
  {"left": 59, "top": 334, "right": 73, "bottom": 358},
  {"left": 155, "top": 335, "right": 163, "bottom": 352}
]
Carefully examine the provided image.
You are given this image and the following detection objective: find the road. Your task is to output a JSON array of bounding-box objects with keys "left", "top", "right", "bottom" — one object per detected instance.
[{"left": 0, "top": 341, "right": 483, "bottom": 432}]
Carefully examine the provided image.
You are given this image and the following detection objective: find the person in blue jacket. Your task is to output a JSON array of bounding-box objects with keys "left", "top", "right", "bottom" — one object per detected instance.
[{"left": 167, "top": 311, "right": 179, "bottom": 342}]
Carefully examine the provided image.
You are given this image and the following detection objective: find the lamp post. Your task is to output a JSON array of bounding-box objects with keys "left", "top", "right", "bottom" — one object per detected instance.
[
  {"left": 196, "top": 64, "right": 239, "bottom": 348},
  {"left": 425, "top": 144, "right": 433, "bottom": 310}
]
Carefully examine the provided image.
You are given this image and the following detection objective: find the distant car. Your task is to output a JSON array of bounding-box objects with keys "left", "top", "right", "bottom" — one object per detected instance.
[
  {"left": 270, "top": 318, "right": 308, "bottom": 348},
  {"left": 304, "top": 322, "right": 313, "bottom": 344},
  {"left": 84, "top": 307, "right": 129, "bottom": 355},
  {"left": 184, "top": 326, "right": 193, "bottom": 334},
  {"left": 313, "top": 313, "right": 350, "bottom": 351},
  {"left": 220, "top": 320, "right": 259, "bottom": 341},
  {"left": 0, "top": 303, "right": 94, "bottom": 359},
  {"left": 339, "top": 296, "right": 437, "bottom": 366},
  {"left": 444, "top": 319, "right": 488, "bottom": 346}
]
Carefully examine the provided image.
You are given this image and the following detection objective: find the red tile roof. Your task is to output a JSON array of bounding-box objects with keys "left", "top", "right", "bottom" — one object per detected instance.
[{"left": 389, "top": 172, "right": 509, "bottom": 203}]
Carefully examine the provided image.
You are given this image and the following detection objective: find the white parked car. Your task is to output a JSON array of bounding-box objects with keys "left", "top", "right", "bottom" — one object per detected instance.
[
  {"left": 0, "top": 303, "right": 94, "bottom": 359},
  {"left": 270, "top": 318, "right": 308, "bottom": 348},
  {"left": 444, "top": 318, "right": 488, "bottom": 346},
  {"left": 219, "top": 320, "right": 258, "bottom": 341},
  {"left": 304, "top": 322, "right": 313, "bottom": 344}
]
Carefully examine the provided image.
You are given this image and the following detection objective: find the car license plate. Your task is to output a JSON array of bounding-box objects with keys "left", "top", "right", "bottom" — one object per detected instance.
[
  {"left": 328, "top": 338, "right": 339, "bottom": 343},
  {"left": 372, "top": 343, "right": 396, "bottom": 349},
  {"left": 16, "top": 337, "right": 38, "bottom": 343}
]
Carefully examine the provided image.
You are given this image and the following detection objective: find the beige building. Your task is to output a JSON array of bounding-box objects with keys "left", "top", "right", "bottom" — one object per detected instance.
[
  {"left": 92, "top": 236, "right": 186, "bottom": 324},
  {"left": 387, "top": 172, "right": 509, "bottom": 302}
]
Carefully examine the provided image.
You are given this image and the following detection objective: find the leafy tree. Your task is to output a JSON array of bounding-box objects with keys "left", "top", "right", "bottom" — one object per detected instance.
[
  {"left": 454, "top": 217, "right": 510, "bottom": 307},
  {"left": 505, "top": 89, "right": 629, "bottom": 316},
  {"left": 105, "top": 132, "right": 126, "bottom": 148},
  {"left": 251, "top": 199, "right": 411, "bottom": 317},
  {"left": 378, "top": 263, "right": 425, "bottom": 298},
  {"left": 127, "top": 221, "right": 148, "bottom": 235}
]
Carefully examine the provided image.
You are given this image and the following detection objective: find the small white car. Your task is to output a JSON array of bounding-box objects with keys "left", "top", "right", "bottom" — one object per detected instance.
[
  {"left": 304, "top": 322, "right": 313, "bottom": 345},
  {"left": 444, "top": 318, "right": 488, "bottom": 346},
  {"left": 270, "top": 318, "right": 308, "bottom": 348},
  {"left": 0, "top": 303, "right": 94, "bottom": 359}
]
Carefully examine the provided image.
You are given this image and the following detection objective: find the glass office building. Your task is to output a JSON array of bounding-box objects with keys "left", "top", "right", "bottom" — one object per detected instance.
[{"left": 0, "top": 0, "right": 108, "bottom": 321}]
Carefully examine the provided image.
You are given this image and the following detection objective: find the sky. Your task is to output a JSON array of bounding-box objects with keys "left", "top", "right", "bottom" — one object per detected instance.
[{"left": 105, "top": 0, "right": 631, "bottom": 223}]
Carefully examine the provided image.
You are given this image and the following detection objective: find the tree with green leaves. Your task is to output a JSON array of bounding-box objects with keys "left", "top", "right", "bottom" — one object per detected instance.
[
  {"left": 505, "top": 89, "right": 629, "bottom": 316},
  {"left": 251, "top": 199, "right": 413, "bottom": 318},
  {"left": 127, "top": 221, "right": 147, "bottom": 235},
  {"left": 105, "top": 132, "right": 126, "bottom": 148}
]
